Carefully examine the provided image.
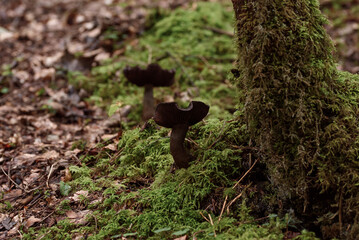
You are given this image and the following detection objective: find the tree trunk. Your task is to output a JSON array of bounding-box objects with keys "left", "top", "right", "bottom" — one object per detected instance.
[{"left": 231, "top": 0, "right": 359, "bottom": 238}]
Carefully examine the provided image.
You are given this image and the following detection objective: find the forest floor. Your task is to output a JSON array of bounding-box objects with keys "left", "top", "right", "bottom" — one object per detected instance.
[{"left": 0, "top": 0, "right": 358, "bottom": 239}]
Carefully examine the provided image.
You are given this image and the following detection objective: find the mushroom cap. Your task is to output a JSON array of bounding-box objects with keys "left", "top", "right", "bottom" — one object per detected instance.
[
  {"left": 123, "top": 63, "right": 175, "bottom": 87},
  {"left": 154, "top": 101, "right": 210, "bottom": 128}
]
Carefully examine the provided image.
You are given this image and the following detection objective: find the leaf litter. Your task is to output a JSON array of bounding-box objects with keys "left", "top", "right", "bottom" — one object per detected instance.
[{"left": 0, "top": 0, "right": 187, "bottom": 238}]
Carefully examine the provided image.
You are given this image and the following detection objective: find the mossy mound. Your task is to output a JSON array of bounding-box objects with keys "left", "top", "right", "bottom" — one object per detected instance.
[
  {"left": 232, "top": 0, "right": 359, "bottom": 238},
  {"left": 24, "top": 118, "right": 318, "bottom": 239}
]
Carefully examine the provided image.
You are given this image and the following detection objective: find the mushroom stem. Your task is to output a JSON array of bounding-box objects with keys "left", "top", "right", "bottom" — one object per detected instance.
[
  {"left": 143, "top": 84, "right": 154, "bottom": 121},
  {"left": 170, "top": 124, "right": 192, "bottom": 168}
]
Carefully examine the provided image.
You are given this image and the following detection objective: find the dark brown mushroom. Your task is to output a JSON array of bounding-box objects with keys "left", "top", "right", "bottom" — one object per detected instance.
[
  {"left": 123, "top": 63, "right": 175, "bottom": 121},
  {"left": 154, "top": 101, "right": 210, "bottom": 168}
]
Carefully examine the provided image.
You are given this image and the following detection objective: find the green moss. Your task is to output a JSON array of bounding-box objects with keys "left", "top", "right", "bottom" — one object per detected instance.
[
  {"left": 26, "top": 112, "right": 301, "bottom": 239},
  {"left": 69, "top": 2, "right": 237, "bottom": 126}
]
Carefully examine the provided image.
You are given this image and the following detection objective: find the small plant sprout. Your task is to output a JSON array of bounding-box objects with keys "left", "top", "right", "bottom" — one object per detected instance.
[
  {"left": 154, "top": 101, "right": 209, "bottom": 168},
  {"left": 123, "top": 63, "right": 175, "bottom": 121}
]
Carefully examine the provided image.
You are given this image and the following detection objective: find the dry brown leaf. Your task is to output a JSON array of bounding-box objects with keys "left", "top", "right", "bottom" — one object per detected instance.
[
  {"left": 101, "top": 133, "right": 117, "bottom": 141},
  {"left": 69, "top": 190, "right": 89, "bottom": 202},
  {"left": 23, "top": 172, "right": 40, "bottom": 186},
  {"left": 0, "top": 105, "right": 17, "bottom": 114},
  {"left": 66, "top": 211, "right": 77, "bottom": 219},
  {"left": 0, "top": 27, "right": 14, "bottom": 41},
  {"left": 43, "top": 52, "right": 64, "bottom": 67},
  {"left": 105, "top": 143, "right": 117, "bottom": 151},
  {"left": 32, "top": 117, "right": 57, "bottom": 130},
  {"left": 67, "top": 41, "right": 86, "bottom": 54},
  {"left": 25, "top": 216, "right": 42, "bottom": 228},
  {"left": 34, "top": 68, "right": 55, "bottom": 81},
  {"left": 94, "top": 52, "right": 110, "bottom": 62},
  {"left": 174, "top": 236, "right": 187, "bottom": 240},
  {"left": 41, "top": 150, "right": 60, "bottom": 160},
  {"left": 64, "top": 149, "right": 81, "bottom": 157},
  {"left": 13, "top": 153, "right": 36, "bottom": 167},
  {"left": 18, "top": 194, "right": 34, "bottom": 205},
  {"left": 1, "top": 216, "right": 16, "bottom": 230},
  {"left": 86, "top": 27, "right": 101, "bottom": 38},
  {"left": 64, "top": 167, "right": 72, "bottom": 182},
  {"left": 46, "top": 14, "right": 63, "bottom": 31},
  {"left": 7, "top": 214, "right": 20, "bottom": 235},
  {"left": 66, "top": 210, "right": 91, "bottom": 225}
]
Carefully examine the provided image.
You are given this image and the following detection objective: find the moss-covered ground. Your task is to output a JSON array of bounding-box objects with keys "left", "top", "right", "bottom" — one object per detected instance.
[{"left": 22, "top": 1, "right": 358, "bottom": 239}]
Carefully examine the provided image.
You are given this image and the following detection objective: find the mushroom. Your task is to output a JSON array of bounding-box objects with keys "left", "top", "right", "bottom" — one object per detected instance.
[
  {"left": 154, "top": 101, "right": 210, "bottom": 168},
  {"left": 123, "top": 63, "right": 175, "bottom": 121}
]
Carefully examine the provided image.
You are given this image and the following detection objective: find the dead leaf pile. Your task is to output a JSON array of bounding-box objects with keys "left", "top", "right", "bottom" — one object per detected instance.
[{"left": 0, "top": 0, "right": 192, "bottom": 238}]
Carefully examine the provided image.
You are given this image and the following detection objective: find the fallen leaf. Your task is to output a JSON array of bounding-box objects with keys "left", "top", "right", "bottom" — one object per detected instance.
[
  {"left": 18, "top": 194, "right": 34, "bottom": 205},
  {"left": 13, "top": 153, "right": 36, "bottom": 167},
  {"left": 64, "top": 167, "right": 72, "bottom": 182},
  {"left": 32, "top": 117, "right": 57, "bottom": 130},
  {"left": 1, "top": 216, "right": 16, "bottom": 230},
  {"left": 69, "top": 190, "right": 89, "bottom": 202},
  {"left": 66, "top": 210, "right": 78, "bottom": 219},
  {"left": 23, "top": 172, "right": 40, "bottom": 186},
  {"left": 174, "top": 236, "right": 187, "bottom": 240},
  {"left": 0, "top": 27, "right": 14, "bottom": 41},
  {"left": 66, "top": 210, "right": 92, "bottom": 225},
  {"left": 25, "top": 216, "right": 42, "bottom": 228},
  {"left": 41, "top": 150, "right": 60, "bottom": 160},
  {"left": 101, "top": 133, "right": 118, "bottom": 141},
  {"left": 105, "top": 143, "right": 117, "bottom": 151},
  {"left": 34, "top": 68, "right": 55, "bottom": 81}
]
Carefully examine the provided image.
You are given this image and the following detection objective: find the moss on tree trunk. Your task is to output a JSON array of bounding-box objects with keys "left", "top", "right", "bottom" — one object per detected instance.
[{"left": 231, "top": 0, "right": 359, "bottom": 238}]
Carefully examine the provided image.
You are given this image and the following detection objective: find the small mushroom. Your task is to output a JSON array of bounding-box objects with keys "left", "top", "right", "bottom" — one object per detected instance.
[
  {"left": 154, "top": 101, "right": 210, "bottom": 168},
  {"left": 123, "top": 63, "right": 175, "bottom": 121}
]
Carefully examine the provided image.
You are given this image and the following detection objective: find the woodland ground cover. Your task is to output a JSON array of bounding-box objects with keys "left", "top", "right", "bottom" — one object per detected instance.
[{"left": 0, "top": 0, "right": 358, "bottom": 239}]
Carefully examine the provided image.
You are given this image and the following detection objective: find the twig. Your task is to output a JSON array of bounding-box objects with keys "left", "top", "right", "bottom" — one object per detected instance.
[
  {"left": 226, "top": 191, "right": 244, "bottom": 214},
  {"left": 91, "top": 213, "right": 98, "bottom": 231},
  {"left": 72, "top": 154, "right": 82, "bottom": 165},
  {"left": 207, "top": 121, "right": 227, "bottom": 149},
  {"left": 218, "top": 156, "right": 259, "bottom": 223},
  {"left": 238, "top": 215, "right": 270, "bottom": 225},
  {"left": 47, "top": 163, "right": 56, "bottom": 188},
  {"left": 199, "top": 211, "right": 210, "bottom": 223},
  {"left": 41, "top": 211, "right": 55, "bottom": 223},
  {"left": 230, "top": 145, "right": 259, "bottom": 151},
  {"left": 1, "top": 166, "right": 28, "bottom": 192},
  {"left": 17, "top": 230, "right": 23, "bottom": 239},
  {"left": 186, "top": 137, "right": 199, "bottom": 147},
  {"left": 204, "top": 26, "right": 234, "bottom": 37},
  {"left": 208, "top": 214, "right": 217, "bottom": 237},
  {"left": 7, "top": 164, "right": 11, "bottom": 188},
  {"left": 110, "top": 147, "right": 124, "bottom": 163},
  {"left": 198, "top": 55, "right": 211, "bottom": 68},
  {"left": 27, "top": 193, "right": 43, "bottom": 208},
  {"left": 155, "top": 52, "right": 170, "bottom": 62},
  {"left": 218, "top": 195, "right": 228, "bottom": 222},
  {"left": 233, "top": 156, "right": 258, "bottom": 189}
]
